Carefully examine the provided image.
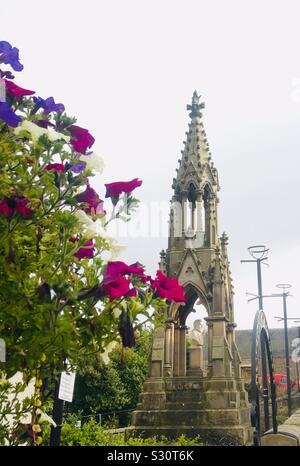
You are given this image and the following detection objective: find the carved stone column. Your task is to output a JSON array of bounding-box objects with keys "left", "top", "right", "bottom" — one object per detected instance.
[
  {"left": 181, "top": 192, "right": 188, "bottom": 237},
  {"left": 179, "top": 325, "right": 187, "bottom": 376},
  {"left": 164, "top": 318, "right": 174, "bottom": 377},
  {"left": 205, "top": 318, "right": 213, "bottom": 376},
  {"left": 194, "top": 191, "right": 204, "bottom": 247},
  {"left": 196, "top": 192, "right": 203, "bottom": 232},
  {"left": 173, "top": 324, "right": 180, "bottom": 376},
  {"left": 226, "top": 322, "right": 234, "bottom": 349}
]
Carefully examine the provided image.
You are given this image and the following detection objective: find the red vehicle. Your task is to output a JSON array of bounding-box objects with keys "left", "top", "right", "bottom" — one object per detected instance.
[{"left": 259, "top": 373, "right": 297, "bottom": 391}]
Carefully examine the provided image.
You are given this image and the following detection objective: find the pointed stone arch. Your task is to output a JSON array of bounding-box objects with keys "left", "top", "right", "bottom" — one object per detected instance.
[{"left": 173, "top": 281, "right": 210, "bottom": 325}]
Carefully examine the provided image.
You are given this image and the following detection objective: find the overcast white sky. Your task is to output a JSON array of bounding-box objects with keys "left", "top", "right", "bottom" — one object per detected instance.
[{"left": 3, "top": 0, "right": 300, "bottom": 329}]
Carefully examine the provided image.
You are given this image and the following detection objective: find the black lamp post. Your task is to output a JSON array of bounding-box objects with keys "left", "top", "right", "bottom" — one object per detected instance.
[
  {"left": 50, "top": 377, "right": 65, "bottom": 446},
  {"left": 241, "top": 245, "right": 269, "bottom": 311},
  {"left": 265, "top": 284, "right": 293, "bottom": 417}
]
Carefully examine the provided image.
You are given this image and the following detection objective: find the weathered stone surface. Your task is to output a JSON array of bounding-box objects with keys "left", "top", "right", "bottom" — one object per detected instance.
[{"left": 261, "top": 408, "right": 300, "bottom": 446}]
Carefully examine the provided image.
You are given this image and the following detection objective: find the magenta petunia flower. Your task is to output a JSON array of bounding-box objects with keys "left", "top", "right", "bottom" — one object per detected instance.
[
  {"left": 91, "top": 202, "right": 106, "bottom": 215},
  {"left": 75, "top": 185, "right": 104, "bottom": 215},
  {"left": 102, "top": 275, "right": 131, "bottom": 300},
  {"left": 150, "top": 271, "right": 186, "bottom": 303},
  {"left": 45, "top": 163, "right": 65, "bottom": 172},
  {"left": 140, "top": 275, "right": 151, "bottom": 284},
  {"left": 105, "top": 261, "right": 145, "bottom": 280},
  {"left": 0, "top": 41, "right": 23, "bottom": 72},
  {"left": 105, "top": 178, "right": 142, "bottom": 198},
  {"left": 14, "top": 197, "right": 34, "bottom": 217},
  {"left": 127, "top": 288, "right": 137, "bottom": 298},
  {"left": 0, "top": 101, "right": 22, "bottom": 127},
  {"left": 70, "top": 238, "right": 95, "bottom": 260},
  {"left": 32, "top": 96, "right": 65, "bottom": 114},
  {"left": 5, "top": 80, "right": 35, "bottom": 98},
  {"left": 0, "top": 198, "right": 13, "bottom": 216},
  {"left": 68, "top": 125, "right": 95, "bottom": 154},
  {"left": 0, "top": 196, "right": 33, "bottom": 218}
]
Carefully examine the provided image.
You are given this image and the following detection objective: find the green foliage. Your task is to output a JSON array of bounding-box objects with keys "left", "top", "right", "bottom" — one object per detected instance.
[
  {"left": 42, "top": 417, "right": 203, "bottom": 446},
  {"left": 66, "top": 331, "right": 152, "bottom": 424},
  {"left": 276, "top": 405, "right": 289, "bottom": 425}
]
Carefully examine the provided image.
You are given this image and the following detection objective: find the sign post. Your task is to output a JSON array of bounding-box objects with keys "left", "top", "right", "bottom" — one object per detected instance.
[{"left": 50, "top": 370, "right": 76, "bottom": 446}]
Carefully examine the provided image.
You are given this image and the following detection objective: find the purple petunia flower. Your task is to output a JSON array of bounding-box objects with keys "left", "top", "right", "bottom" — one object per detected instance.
[
  {"left": 32, "top": 96, "right": 65, "bottom": 114},
  {"left": 70, "top": 162, "right": 87, "bottom": 173},
  {"left": 0, "top": 41, "right": 23, "bottom": 72},
  {"left": 0, "top": 69, "right": 15, "bottom": 80},
  {"left": 0, "top": 102, "right": 21, "bottom": 127}
]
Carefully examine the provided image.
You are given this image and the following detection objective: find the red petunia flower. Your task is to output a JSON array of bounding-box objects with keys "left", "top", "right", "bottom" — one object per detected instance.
[
  {"left": 68, "top": 125, "right": 95, "bottom": 154},
  {"left": 150, "top": 271, "right": 186, "bottom": 303},
  {"left": 5, "top": 79, "right": 35, "bottom": 98},
  {"left": 45, "top": 163, "right": 65, "bottom": 172},
  {"left": 105, "top": 178, "right": 142, "bottom": 198}
]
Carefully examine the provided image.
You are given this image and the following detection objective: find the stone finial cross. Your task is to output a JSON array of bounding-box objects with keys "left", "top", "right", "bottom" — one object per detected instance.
[{"left": 187, "top": 91, "right": 205, "bottom": 118}]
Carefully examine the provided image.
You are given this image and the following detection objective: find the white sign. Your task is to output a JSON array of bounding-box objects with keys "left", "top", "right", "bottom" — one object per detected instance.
[{"left": 58, "top": 370, "right": 76, "bottom": 402}]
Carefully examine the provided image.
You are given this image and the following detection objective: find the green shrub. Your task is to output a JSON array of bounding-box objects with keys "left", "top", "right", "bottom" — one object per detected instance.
[{"left": 43, "top": 418, "right": 203, "bottom": 446}]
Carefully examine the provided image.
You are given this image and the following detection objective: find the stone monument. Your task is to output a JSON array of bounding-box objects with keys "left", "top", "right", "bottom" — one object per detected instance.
[{"left": 126, "top": 92, "right": 252, "bottom": 445}]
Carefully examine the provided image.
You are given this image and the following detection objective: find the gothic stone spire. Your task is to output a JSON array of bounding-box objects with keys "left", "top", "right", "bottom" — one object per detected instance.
[{"left": 172, "top": 91, "right": 219, "bottom": 195}]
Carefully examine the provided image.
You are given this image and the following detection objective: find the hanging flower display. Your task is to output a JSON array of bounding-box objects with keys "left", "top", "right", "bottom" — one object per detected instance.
[{"left": 0, "top": 39, "right": 186, "bottom": 446}]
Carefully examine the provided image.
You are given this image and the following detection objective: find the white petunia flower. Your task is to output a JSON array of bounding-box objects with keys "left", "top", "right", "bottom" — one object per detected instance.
[
  {"left": 86, "top": 220, "right": 108, "bottom": 240},
  {"left": 75, "top": 210, "right": 109, "bottom": 240},
  {"left": 80, "top": 153, "right": 104, "bottom": 174},
  {"left": 14, "top": 120, "right": 70, "bottom": 144},
  {"left": 109, "top": 238, "right": 127, "bottom": 260},
  {"left": 101, "top": 341, "right": 118, "bottom": 365},
  {"left": 74, "top": 209, "right": 95, "bottom": 228},
  {"left": 36, "top": 409, "right": 57, "bottom": 427},
  {"left": 113, "top": 308, "right": 122, "bottom": 319}
]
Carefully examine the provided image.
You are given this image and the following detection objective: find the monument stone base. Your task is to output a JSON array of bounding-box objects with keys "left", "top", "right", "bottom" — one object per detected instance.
[{"left": 125, "top": 376, "right": 253, "bottom": 445}]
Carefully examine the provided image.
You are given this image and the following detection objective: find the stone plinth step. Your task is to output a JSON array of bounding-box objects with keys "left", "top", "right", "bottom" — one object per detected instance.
[{"left": 131, "top": 407, "right": 250, "bottom": 427}]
